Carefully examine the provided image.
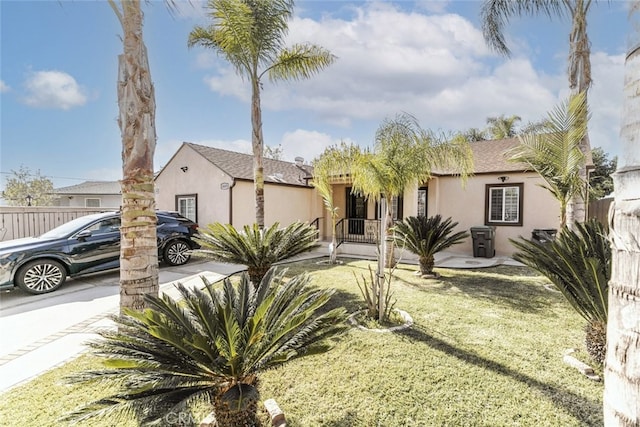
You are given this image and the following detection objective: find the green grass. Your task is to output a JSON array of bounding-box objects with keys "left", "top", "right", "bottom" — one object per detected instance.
[{"left": 0, "top": 259, "right": 603, "bottom": 426}]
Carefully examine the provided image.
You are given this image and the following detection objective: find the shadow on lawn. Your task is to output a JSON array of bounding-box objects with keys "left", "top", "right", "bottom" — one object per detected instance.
[
  {"left": 396, "top": 324, "right": 603, "bottom": 426},
  {"left": 392, "top": 266, "right": 555, "bottom": 314}
]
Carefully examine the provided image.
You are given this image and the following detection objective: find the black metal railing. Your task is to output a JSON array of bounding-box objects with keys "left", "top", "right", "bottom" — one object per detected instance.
[{"left": 335, "top": 218, "right": 380, "bottom": 246}]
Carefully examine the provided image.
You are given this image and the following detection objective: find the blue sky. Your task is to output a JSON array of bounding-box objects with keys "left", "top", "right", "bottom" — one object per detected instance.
[{"left": 0, "top": 0, "right": 630, "bottom": 194}]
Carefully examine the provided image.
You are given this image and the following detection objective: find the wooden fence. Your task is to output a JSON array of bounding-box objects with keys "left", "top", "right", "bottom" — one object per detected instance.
[{"left": 0, "top": 207, "right": 109, "bottom": 241}]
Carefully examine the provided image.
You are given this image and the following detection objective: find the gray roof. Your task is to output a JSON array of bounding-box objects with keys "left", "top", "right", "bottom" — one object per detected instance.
[
  {"left": 54, "top": 181, "right": 121, "bottom": 195},
  {"left": 186, "top": 143, "right": 313, "bottom": 186}
]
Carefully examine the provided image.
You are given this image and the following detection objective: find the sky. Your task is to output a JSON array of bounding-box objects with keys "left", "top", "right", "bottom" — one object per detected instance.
[{"left": 0, "top": 0, "right": 631, "bottom": 194}]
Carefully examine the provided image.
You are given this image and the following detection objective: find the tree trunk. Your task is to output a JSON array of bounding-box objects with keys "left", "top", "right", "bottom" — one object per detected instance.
[
  {"left": 603, "top": 4, "right": 640, "bottom": 424},
  {"left": 116, "top": 1, "right": 159, "bottom": 313},
  {"left": 251, "top": 77, "right": 265, "bottom": 229}
]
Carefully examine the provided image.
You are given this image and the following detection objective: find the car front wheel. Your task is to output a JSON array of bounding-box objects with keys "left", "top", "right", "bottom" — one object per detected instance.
[
  {"left": 16, "top": 259, "right": 67, "bottom": 295},
  {"left": 163, "top": 240, "right": 191, "bottom": 266}
]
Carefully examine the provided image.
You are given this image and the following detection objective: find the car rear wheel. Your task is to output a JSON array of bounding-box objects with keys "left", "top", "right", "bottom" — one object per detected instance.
[
  {"left": 16, "top": 259, "right": 67, "bottom": 295},
  {"left": 163, "top": 240, "right": 191, "bottom": 266}
]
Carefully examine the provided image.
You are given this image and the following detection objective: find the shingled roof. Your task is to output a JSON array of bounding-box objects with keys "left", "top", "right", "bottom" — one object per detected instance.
[
  {"left": 54, "top": 181, "right": 121, "bottom": 195},
  {"left": 187, "top": 143, "right": 314, "bottom": 186}
]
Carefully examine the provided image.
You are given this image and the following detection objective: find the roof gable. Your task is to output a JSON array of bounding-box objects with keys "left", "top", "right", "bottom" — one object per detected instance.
[{"left": 186, "top": 143, "right": 313, "bottom": 186}]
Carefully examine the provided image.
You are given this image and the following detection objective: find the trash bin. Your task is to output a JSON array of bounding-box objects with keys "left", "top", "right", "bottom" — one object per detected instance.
[
  {"left": 531, "top": 229, "right": 557, "bottom": 244},
  {"left": 470, "top": 226, "right": 496, "bottom": 258}
]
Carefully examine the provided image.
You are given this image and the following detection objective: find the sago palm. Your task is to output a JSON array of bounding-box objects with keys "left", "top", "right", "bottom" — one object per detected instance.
[
  {"left": 394, "top": 215, "right": 469, "bottom": 277},
  {"left": 62, "top": 268, "right": 349, "bottom": 426},
  {"left": 510, "top": 219, "right": 610, "bottom": 364},
  {"left": 193, "top": 221, "right": 320, "bottom": 284},
  {"left": 188, "top": 0, "right": 335, "bottom": 227}
]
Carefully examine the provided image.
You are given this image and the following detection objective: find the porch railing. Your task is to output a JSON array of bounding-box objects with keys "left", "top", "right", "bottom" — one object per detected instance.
[{"left": 335, "top": 218, "right": 380, "bottom": 246}]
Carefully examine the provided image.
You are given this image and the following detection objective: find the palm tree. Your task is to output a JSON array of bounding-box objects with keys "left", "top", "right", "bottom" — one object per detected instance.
[
  {"left": 352, "top": 113, "right": 473, "bottom": 322},
  {"left": 312, "top": 142, "right": 361, "bottom": 264},
  {"left": 481, "top": 0, "right": 594, "bottom": 225},
  {"left": 511, "top": 219, "right": 610, "bottom": 365},
  {"left": 109, "top": 0, "right": 159, "bottom": 311},
  {"left": 461, "top": 127, "right": 488, "bottom": 142},
  {"left": 62, "top": 269, "right": 348, "bottom": 426},
  {"left": 188, "top": 0, "right": 336, "bottom": 228},
  {"left": 486, "top": 114, "right": 522, "bottom": 139},
  {"left": 603, "top": 2, "right": 640, "bottom": 423},
  {"left": 193, "top": 221, "right": 320, "bottom": 285},
  {"left": 394, "top": 215, "right": 469, "bottom": 277},
  {"left": 507, "top": 92, "right": 588, "bottom": 229}
]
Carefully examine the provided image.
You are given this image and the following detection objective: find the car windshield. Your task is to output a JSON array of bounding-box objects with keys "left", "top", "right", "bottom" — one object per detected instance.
[{"left": 39, "top": 214, "right": 111, "bottom": 239}]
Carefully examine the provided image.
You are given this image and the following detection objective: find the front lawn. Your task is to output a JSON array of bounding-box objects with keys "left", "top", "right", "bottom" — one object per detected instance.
[{"left": 0, "top": 259, "right": 603, "bottom": 426}]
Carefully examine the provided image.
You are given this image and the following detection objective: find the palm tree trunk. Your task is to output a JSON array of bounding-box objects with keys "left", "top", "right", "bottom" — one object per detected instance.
[
  {"left": 116, "top": 1, "right": 159, "bottom": 312},
  {"left": 251, "top": 77, "right": 265, "bottom": 229},
  {"left": 603, "top": 4, "right": 640, "bottom": 423}
]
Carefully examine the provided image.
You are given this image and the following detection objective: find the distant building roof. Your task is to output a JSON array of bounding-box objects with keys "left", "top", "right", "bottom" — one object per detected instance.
[
  {"left": 54, "top": 181, "right": 121, "bottom": 195},
  {"left": 186, "top": 143, "right": 313, "bottom": 186}
]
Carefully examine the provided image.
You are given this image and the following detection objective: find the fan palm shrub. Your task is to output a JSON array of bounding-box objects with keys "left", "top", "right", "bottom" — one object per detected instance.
[
  {"left": 63, "top": 268, "right": 348, "bottom": 426},
  {"left": 510, "top": 219, "right": 610, "bottom": 364},
  {"left": 394, "top": 215, "right": 469, "bottom": 277},
  {"left": 193, "top": 221, "right": 320, "bottom": 284}
]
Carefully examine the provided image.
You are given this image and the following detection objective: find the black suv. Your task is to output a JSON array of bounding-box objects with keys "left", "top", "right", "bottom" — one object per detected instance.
[{"left": 0, "top": 211, "right": 199, "bottom": 295}]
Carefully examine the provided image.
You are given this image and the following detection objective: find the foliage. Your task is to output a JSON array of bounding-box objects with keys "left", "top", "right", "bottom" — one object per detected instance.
[
  {"left": 264, "top": 144, "right": 284, "bottom": 160},
  {"left": 486, "top": 114, "right": 522, "bottom": 139},
  {"left": 193, "top": 221, "right": 320, "bottom": 284},
  {"left": 507, "top": 92, "right": 589, "bottom": 228},
  {"left": 2, "top": 261, "right": 605, "bottom": 426},
  {"left": 188, "top": 0, "right": 335, "bottom": 227},
  {"left": 61, "top": 268, "right": 348, "bottom": 426},
  {"left": 460, "top": 127, "right": 488, "bottom": 142},
  {"left": 354, "top": 264, "right": 396, "bottom": 322},
  {"left": 394, "top": 215, "right": 469, "bottom": 276},
  {"left": 510, "top": 219, "right": 610, "bottom": 364},
  {"left": 589, "top": 146, "right": 617, "bottom": 200},
  {"left": 2, "top": 165, "right": 54, "bottom": 206}
]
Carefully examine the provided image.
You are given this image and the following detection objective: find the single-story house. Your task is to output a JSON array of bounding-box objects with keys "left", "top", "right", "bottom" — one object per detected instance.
[
  {"left": 53, "top": 181, "right": 121, "bottom": 208},
  {"left": 154, "top": 143, "right": 323, "bottom": 229},
  {"left": 155, "top": 139, "right": 591, "bottom": 257}
]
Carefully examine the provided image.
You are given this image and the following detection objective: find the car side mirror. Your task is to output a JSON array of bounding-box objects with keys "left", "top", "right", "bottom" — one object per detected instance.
[{"left": 76, "top": 230, "right": 92, "bottom": 240}]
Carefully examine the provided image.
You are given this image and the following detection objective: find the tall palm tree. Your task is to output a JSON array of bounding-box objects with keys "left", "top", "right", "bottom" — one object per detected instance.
[
  {"left": 394, "top": 215, "right": 469, "bottom": 277},
  {"left": 603, "top": 2, "right": 640, "bottom": 424},
  {"left": 62, "top": 269, "right": 348, "bottom": 426},
  {"left": 109, "top": 0, "right": 159, "bottom": 311},
  {"left": 193, "top": 221, "right": 320, "bottom": 285},
  {"left": 481, "top": 0, "right": 594, "bottom": 225},
  {"left": 461, "top": 127, "right": 488, "bottom": 142},
  {"left": 486, "top": 114, "right": 522, "bottom": 139},
  {"left": 507, "top": 92, "right": 588, "bottom": 229},
  {"left": 188, "top": 0, "right": 336, "bottom": 228},
  {"left": 352, "top": 113, "right": 473, "bottom": 321}
]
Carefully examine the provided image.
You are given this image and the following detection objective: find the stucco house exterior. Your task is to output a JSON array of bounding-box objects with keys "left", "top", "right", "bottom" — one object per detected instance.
[
  {"left": 53, "top": 181, "right": 121, "bottom": 208},
  {"left": 156, "top": 138, "right": 588, "bottom": 257},
  {"left": 154, "top": 143, "right": 324, "bottom": 230}
]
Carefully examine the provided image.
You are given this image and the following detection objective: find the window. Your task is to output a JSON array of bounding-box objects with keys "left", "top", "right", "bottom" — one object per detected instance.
[
  {"left": 85, "top": 198, "right": 101, "bottom": 208},
  {"left": 485, "top": 183, "right": 523, "bottom": 226},
  {"left": 417, "top": 187, "right": 428, "bottom": 217},
  {"left": 176, "top": 194, "right": 197, "bottom": 222},
  {"left": 376, "top": 196, "right": 403, "bottom": 221}
]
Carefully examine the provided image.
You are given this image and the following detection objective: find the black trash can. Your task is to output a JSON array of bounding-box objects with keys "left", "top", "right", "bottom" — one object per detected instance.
[
  {"left": 470, "top": 226, "right": 496, "bottom": 258},
  {"left": 531, "top": 229, "right": 558, "bottom": 244}
]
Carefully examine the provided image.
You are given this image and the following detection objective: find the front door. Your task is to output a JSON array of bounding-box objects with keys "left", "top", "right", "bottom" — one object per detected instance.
[{"left": 346, "top": 188, "right": 366, "bottom": 235}]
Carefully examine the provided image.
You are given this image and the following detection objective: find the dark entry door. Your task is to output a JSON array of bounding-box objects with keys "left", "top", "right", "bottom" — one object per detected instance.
[{"left": 346, "top": 188, "right": 366, "bottom": 235}]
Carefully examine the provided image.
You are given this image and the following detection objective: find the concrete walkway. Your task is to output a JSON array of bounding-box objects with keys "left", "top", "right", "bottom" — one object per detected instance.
[{"left": 0, "top": 252, "right": 520, "bottom": 394}]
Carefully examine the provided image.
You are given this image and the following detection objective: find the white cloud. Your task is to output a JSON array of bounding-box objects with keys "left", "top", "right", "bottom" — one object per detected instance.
[
  {"left": 0, "top": 80, "right": 9, "bottom": 93},
  {"left": 22, "top": 70, "right": 87, "bottom": 110},
  {"left": 279, "top": 129, "right": 343, "bottom": 163}
]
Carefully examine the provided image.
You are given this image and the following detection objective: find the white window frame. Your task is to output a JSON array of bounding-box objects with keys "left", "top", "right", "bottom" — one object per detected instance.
[
  {"left": 85, "top": 198, "right": 101, "bottom": 208},
  {"left": 485, "top": 183, "right": 523, "bottom": 226},
  {"left": 176, "top": 194, "right": 197, "bottom": 222}
]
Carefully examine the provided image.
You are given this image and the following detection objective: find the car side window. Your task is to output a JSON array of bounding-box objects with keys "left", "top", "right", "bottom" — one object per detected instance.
[{"left": 86, "top": 218, "right": 121, "bottom": 235}]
